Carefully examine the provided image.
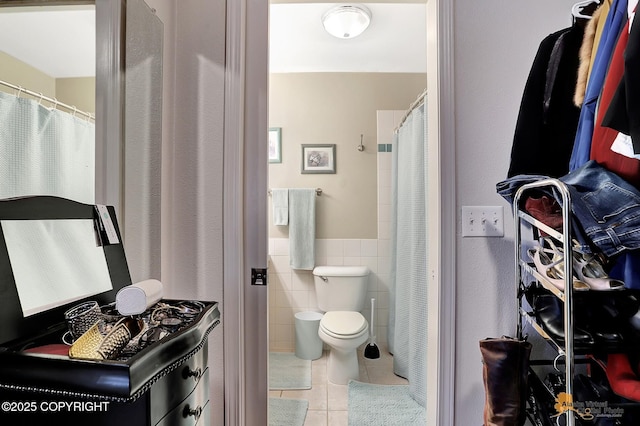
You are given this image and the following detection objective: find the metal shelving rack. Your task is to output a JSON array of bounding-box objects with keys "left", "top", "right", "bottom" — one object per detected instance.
[{"left": 514, "top": 178, "right": 576, "bottom": 426}]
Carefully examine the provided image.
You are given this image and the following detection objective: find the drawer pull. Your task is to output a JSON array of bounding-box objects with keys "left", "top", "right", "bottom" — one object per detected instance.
[
  {"left": 183, "top": 366, "right": 203, "bottom": 381},
  {"left": 183, "top": 404, "right": 203, "bottom": 421}
]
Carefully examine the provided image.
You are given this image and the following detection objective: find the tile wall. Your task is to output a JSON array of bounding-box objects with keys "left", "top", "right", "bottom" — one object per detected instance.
[{"left": 267, "top": 237, "right": 389, "bottom": 352}]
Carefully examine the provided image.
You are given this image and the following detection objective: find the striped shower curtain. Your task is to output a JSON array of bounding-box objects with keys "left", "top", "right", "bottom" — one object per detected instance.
[
  {"left": 388, "top": 98, "right": 428, "bottom": 408},
  {"left": 0, "top": 91, "right": 95, "bottom": 203}
]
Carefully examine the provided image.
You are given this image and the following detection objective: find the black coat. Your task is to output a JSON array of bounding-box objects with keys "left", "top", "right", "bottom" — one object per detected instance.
[{"left": 507, "top": 24, "right": 585, "bottom": 178}]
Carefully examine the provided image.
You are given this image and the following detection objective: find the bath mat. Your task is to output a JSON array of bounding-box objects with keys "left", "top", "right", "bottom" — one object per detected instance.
[
  {"left": 348, "top": 381, "right": 426, "bottom": 425},
  {"left": 269, "top": 352, "right": 312, "bottom": 390},
  {"left": 269, "top": 398, "right": 308, "bottom": 426}
]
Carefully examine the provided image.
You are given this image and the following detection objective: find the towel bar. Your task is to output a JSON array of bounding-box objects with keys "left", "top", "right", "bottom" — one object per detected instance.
[{"left": 268, "top": 188, "right": 322, "bottom": 196}]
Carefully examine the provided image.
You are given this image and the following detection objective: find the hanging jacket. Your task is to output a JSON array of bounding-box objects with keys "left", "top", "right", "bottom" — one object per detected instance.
[
  {"left": 569, "top": 0, "right": 629, "bottom": 170},
  {"left": 574, "top": 2, "right": 609, "bottom": 106},
  {"left": 507, "top": 24, "right": 584, "bottom": 178},
  {"left": 589, "top": 8, "right": 640, "bottom": 186},
  {"left": 601, "top": 8, "right": 640, "bottom": 153}
]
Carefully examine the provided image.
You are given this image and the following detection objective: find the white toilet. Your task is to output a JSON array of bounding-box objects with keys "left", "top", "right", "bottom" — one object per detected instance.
[{"left": 313, "top": 265, "right": 370, "bottom": 385}]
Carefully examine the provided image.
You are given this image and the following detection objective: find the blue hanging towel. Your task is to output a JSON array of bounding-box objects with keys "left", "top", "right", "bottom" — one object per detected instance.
[
  {"left": 288, "top": 188, "right": 316, "bottom": 270},
  {"left": 271, "top": 188, "right": 289, "bottom": 226}
]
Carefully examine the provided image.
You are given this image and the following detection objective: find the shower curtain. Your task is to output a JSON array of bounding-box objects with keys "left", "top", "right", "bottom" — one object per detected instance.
[
  {"left": 388, "top": 97, "right": 428, "bottom": 408},
  {"left": 0, "top": 91, "right": 95, "bottom": 204}
]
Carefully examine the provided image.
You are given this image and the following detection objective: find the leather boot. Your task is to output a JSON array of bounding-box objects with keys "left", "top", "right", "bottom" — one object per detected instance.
[
  {"left": 480, "top": 336, "right": 532, "bottom": 426},
  {"left": 533, "top": 294, "right": 594, "bottom": 346}
]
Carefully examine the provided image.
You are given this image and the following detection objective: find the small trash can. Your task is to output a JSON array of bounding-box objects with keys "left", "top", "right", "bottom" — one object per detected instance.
[{"left": 294, "top": 311, "right": 324, "bottom": 360}]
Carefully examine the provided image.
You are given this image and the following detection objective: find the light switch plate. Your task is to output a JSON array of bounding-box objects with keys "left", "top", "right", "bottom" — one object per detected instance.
[{"left": 461, "top": 206, "right": 504, "bottom": 237}]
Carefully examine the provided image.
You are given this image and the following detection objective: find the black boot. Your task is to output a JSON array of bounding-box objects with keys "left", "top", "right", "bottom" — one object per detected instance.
[
  {"left": 480, "top": 336, "right": 532, "bottom": 426},
  {"left": 533, "top": 294, "right": 595, "bottom": 346}
]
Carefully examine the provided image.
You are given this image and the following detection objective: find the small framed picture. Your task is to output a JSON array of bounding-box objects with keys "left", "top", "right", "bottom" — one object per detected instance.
[
  {"left": 269, "top": 127, "right": 282, "bottom": 163},
  {"left": 301, "top": 144, "right": 336, "bottom": 174}
]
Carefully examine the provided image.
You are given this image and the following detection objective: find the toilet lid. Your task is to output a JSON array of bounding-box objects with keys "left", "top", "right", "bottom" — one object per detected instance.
[{"left": 320, "top": 311, "right": 367, "bottom": 336}]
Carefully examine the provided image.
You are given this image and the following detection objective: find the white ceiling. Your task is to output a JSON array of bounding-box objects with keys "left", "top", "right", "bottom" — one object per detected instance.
[
  {"left": 270, "top": 3, "right": 427, "bottom": 73},
  {"left": 0, "top": 6, "right": 95, "bottom": 79},
  {"left": 0, "top": 3, "right": 426, "bottom": 79}
]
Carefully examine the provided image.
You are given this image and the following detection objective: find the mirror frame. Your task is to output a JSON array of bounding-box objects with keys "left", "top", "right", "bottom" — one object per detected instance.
[{"left": 0, "top": 0, "right": 124, "bottom": 214}]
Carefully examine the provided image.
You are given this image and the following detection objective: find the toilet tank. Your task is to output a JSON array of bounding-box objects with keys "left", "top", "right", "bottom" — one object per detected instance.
[{"left": 313, "top": 266, "right": 370, "bottom": 312}]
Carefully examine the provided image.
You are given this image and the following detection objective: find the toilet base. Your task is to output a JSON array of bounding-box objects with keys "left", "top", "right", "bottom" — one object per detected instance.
[{"left": 327, "top": 346, "right": 360, "bottom": 385}]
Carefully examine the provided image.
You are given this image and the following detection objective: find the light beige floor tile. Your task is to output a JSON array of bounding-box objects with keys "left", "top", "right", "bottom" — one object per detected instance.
[
  {"left": 271, "top": 348, "right": 408, "bottom": 424},
  {"left": 282, "top": 384, "right": 327, "bottom": 410},
  {"left": 367, "top": 368, "right": 408, "bottom": 385},
  {"left": 312, "top": 358, "right": 327, "bottom": 383},
  {"left": 328, "top": 410, "right": 348, "bottom": 426},
  {"left": 327, "top": 382, "right": 348, "bottom": 411},
  {"left": 304, "top": 409, "right": 327, "bottom": 426},
  {"left": 357, "top": 363, "right": 369, "bottom": 383}
]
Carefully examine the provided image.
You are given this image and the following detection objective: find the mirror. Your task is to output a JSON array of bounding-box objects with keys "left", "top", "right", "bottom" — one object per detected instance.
[
  {"left": 0, "top": 3, "right": 97, "bottom": 204},
  {"left": 0, "top": 0, "right": 163, "bottom": 283},
  {"left": 3, "top": 218, "right": 112, "bottom": 317}
]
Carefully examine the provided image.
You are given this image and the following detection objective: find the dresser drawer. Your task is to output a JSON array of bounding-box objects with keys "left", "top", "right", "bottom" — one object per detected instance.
[
  {"left": 156, "top": 368, "right": 209, "bottom": 426},
  {"left": 150, "top": 345, "right": 208, "bottom": 424}
]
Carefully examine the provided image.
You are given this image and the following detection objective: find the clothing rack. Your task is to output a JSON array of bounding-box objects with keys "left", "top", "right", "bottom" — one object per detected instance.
[
  {"left": 394, "top": 88, "right": 427, "bottom": 133},
  {"left": 0, "top": 79, "right": 95, "bottom": 121},
  {"left": 268, "top": 188, "right": 323, "bottom": 196}
]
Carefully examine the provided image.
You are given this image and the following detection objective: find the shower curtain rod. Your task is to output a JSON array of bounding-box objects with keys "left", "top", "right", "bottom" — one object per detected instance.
[
  {"left": 0, "top": 79, "right": 95, "bottom": 121},
  {"left": 395, "top": 88, "right": 427, "bottom": 133}
]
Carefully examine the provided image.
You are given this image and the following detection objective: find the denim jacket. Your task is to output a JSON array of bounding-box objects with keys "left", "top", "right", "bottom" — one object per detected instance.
[{"left": 497, "top": 160, "right": 640, "bottom": 258}]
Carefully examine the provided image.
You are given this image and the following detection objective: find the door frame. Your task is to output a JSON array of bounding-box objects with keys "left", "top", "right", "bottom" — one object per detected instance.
[
  {"left": 426, "top": 1, "right": 456, "bottom": 424},
  {"left": 223, "top": 0, "right": 270, "bottom": 425},
  {"left": 223, "top": 0, "right": 456, "bottom": 424}
]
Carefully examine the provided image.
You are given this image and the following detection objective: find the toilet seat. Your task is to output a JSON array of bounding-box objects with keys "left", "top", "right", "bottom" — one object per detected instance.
[{"left": 320, "top": 311, "right": 367, "bottom": 339}]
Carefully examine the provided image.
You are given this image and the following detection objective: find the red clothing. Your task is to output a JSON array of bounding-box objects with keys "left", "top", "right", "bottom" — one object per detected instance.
[{"left": 590, "top": 14, "right": 640, "bottom": 186}]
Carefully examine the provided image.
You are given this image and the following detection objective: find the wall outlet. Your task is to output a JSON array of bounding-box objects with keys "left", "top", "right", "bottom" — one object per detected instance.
[{"left": 461, "top": 206, "right": 504, "bottom": 237}]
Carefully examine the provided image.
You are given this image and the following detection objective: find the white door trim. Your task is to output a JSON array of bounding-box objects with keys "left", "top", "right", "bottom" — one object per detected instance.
[
  {"left": 426, "top": 0, "right": 456, "bottom": 424},
  {"left": 224, "top": 0, "right": 269, "bottom": 425},
  {"left": 224, "top": 0, "right": 456, "bottom": 424},
  {"left": 223, "top": 0, "right": 246, "bottom": 424}
]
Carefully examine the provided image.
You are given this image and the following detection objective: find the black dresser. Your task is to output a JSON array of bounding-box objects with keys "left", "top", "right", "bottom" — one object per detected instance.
[{"left": 0, "top": 196, "right": 220, "bottom": 425}]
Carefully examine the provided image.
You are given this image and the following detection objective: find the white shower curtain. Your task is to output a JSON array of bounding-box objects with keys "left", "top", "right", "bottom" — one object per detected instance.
[
  {"left": 388, "top": 98, "right": 428, "bottom": 408},
  {"left": 0, "top": 91, "right": 95, "bottom": 204}
]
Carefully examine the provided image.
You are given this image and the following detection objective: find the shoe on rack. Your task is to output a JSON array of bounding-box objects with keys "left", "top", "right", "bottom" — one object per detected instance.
[
  {"left": 533, "top": 294, "right": 594, "bottom": 346},
  {"left": 573, "top": 374, "right": 619, "bottom": 426},
  {"left": 574, "top": 290, "right": 639, "bottom": 346},
  {"left": 527, "top": 245, "right": 590, "bottom": 292},
  {"left": 540, "top": 237, "right": 626, "bottom": 291},
  {"left": 572, "top": 249, "right": 625, "bottom": 291},
  {"left": 543, "top": 237, "right": 625, "bottom": 291}
]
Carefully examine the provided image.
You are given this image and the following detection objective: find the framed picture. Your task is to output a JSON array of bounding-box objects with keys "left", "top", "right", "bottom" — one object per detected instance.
[
  {"left": 268, "top": 127, "right": 282, "bottom": 163},
  {"left": 301, "top": 144, "right": 336, "bottom": 174}
]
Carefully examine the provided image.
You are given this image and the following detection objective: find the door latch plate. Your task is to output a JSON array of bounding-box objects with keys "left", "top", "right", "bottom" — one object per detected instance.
[{"left": 251, "top": 268, "right": 267, "bottom": 286}]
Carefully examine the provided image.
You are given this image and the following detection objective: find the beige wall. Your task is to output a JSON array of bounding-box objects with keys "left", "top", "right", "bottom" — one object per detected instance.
[
  {"left": 268, "top": 72, "right": 425, "bottom": 239},
  {"left": 0, "top": 51, "right": 55, "bottom": 97},
  {"left": 0, "top": 51, "right": 94, "bottom": 115},
  {"left": 56, "top": 77, "right": 95, "bottom": 114}
]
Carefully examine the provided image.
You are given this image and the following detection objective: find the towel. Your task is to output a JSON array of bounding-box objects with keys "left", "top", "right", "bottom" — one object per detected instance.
[
  {"left": 271, "top": 188, "right": 289, "bottom": 225},
  {"left": 288, "top": 188, "right": 316, "bottom": 270}
]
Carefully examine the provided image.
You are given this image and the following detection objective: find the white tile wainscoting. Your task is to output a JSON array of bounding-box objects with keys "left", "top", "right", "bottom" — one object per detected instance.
[{"left": 268, "top": 238, "right": 390, "bottom": 352}]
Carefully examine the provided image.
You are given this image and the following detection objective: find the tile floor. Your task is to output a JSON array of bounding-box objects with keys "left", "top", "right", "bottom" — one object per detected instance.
[{"left": 269, "top": 345, "right": 408, "bottom": 426}]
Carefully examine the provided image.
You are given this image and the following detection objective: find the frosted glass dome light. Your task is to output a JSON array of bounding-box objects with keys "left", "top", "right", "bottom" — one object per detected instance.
[{"left": 322, "top": 5, "right": 371, "bottom": 39}]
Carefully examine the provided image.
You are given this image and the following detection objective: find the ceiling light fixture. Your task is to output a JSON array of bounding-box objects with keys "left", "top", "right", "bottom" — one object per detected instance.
[{"left": 322, "top": 4, "right": 371, "bottom": 39}]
